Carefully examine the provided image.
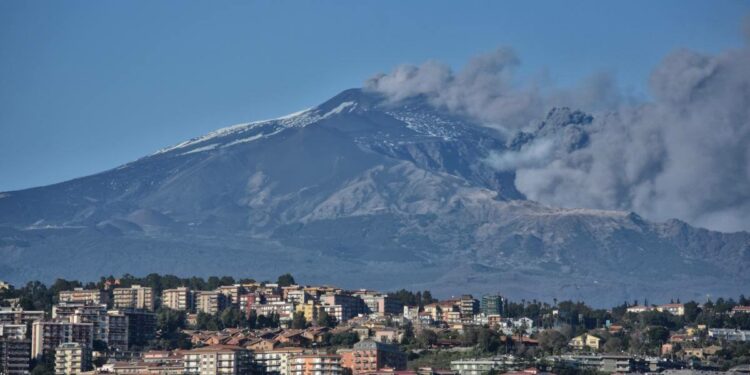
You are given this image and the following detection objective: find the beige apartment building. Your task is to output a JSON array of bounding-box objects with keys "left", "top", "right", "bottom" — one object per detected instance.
[
  {"left": 183, "top": 345, "right": 254, "bottom": 375},
  {"left": 113, "top": 285, "right": 155, "bottom": 311},
  {"left": 162, "top": 287, "right": 193, "bottom": 311},
  {"left": 58, "top": 288, "right": 108, "bottom": 305},
  {"left": 54, "top": 342, "right": 91, "bottom": 375},
  {"left": 195, "top": 291, "right": 227, "bottom": 315}
]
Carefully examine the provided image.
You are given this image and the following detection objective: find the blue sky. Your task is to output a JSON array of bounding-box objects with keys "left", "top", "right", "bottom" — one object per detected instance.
[{"left": 1, "top": 1, "right": 748, "bottom": 192}]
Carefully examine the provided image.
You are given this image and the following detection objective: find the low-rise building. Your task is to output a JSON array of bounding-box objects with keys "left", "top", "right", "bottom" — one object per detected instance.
[
  {"left": 568, "top": 334, "right": 601, "bottom": 351},
  {"left": 708, "top": 328, "right": 750, "bottom": 342},
  {"left": 626, "top": 305, "right": 653, "bottom": 314},
  {"left": 656, "top": 304, "right": 685, "bottom": 316}
]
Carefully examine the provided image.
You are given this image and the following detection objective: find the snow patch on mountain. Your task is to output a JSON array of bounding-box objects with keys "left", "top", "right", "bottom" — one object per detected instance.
[
  {"left": 323, "top": 101, "right": 357, "bottom": 117},
  {"left": 181, "top": 143, "right": 219, "bottom": 155},
  {"left": 153, "top": 108, "right": 319, "bottom": 155},
  {"left": 387, "top": 110, "right": 463, "bottom": 140}
]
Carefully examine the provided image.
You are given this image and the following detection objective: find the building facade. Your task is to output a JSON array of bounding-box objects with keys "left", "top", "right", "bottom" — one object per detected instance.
[
  {"left": 183, "top": 345, "right": 254, "bottom": 375},
  {"left": 196, "top": 292, "right": 228, "bottom": 315},
  {"left": 0, "top": 338, "right": 31, "bottom": 375},
  {"left": 290, "top": 354, "right": 342, "bottom": 375},
  {"left": 480, "top": 295, "right": 502, "bottom": 316},
  {"left": 113, "top": 285, "right": 155, "bottom": 311},
  {"left": 339, "top": 339, "right": 406, "bottom": 374},
  {"left": 31, "top": 321, "right": 94, "bottom": 359},
  {"left": 54, "top": 342, "right": 91, "bottom": 375},
  {"left": 58, "top": 289, "right": 108, "bottom": 305},
  {"left": 162, "top": 287, "right": 194, "bottom": 311}
]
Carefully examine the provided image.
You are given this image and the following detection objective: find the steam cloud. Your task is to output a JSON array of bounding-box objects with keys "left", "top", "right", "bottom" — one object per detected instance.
[{"left": 366, "top": 20, "right": 750, "bottom": 233}]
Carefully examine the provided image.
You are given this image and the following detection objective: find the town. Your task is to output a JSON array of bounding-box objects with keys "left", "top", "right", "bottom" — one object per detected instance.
[{"left": 0, "top": 275, "right": 748, "bottom": 375}]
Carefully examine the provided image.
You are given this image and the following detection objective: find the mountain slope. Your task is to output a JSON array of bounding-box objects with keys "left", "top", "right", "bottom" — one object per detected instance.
[{"left": 0, "top": 89, "right": 747, "bottom": 305}]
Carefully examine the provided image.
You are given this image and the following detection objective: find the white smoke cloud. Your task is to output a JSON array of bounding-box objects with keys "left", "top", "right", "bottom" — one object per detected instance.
[{"left": 366, "top": 19, "right": 750, "bottom": 233}]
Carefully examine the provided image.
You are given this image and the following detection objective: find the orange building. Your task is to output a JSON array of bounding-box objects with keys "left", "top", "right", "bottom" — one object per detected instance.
[
  {"left": 290, "top": 353, "right": 342, "bottom": 375},
  {"left": 339, "top": 339, "right": 406, "bottom": 374}
]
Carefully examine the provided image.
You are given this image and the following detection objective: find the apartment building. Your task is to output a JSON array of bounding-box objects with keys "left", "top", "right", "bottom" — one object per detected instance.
[
  {"left": 105, "top": 311, "right": 129, "bottom": 351},
  {"left": 321, "top": 294, "right": 365, "bottom": 322},
  {"left": 480, "top": 295, "right": 502, "bottom": 316},
  {"left": 253, "top": 302, "right": 295, "bottom": 321},
  {"left": 121, "top": 309, "right": 157, "bottom": 347},
  {"left": 0, "top": 308, "right": 45, "bottom": 325},
  {"left": 297, "top": 301, "right": 325, "bottom": 322},
  {"left": 31, "top": 321, "right": 94, "bottom": 359},
  {"left": 54, "top": 342, "right": 91, "bottom": 375},
  {"left": 255, "top": 347, "right": 305, "bottom": 375},
  {"left": 0, "top": 338, "right": 31, "bottom": 375},
  {"left": 290, "top": 353, "right": 342, "bottom": 375},
  {"left": 195, "top": 291, "right": 228, "bottom": 315},
  {"left": 286, "top": 289, "right": 310, "bottom": 306},
  {"left": 217, "top": 285, "right": 243, "bottom": 307},
  {"left": 183, "top": 345, "right": 254, "bottom": 375},
  {"left": 339, "top": 339, "right": 406, "bottom": 374},
  {"left": 353, "top": 291, "right": 403, "bottom": 316},
  {"left": 450, "top": 358, "right": 514, "bottom": 375},
  {"left": 162, "top": 287, "right": 194, "bottom": 311},
  {"left": 459, "top": 295, "right": 478, "bottom": 322},
  {"left": 53, "top": 303, "right": 108, "bottom": 342},
  {"left": 113, "top": 285, "right": 155, "bottom": 311},
  {"left": 58, "top": 289, "right": 108, "bottom": 305},
  {"left": 0, "top": 324, "right": 27, "bottom": 340}
]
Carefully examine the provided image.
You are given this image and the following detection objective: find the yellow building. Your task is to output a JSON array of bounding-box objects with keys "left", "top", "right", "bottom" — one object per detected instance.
[
  {"left": 297, "top": 300, "right": 325, "bottom": 322},
  {"left": 569, "top": 334, "right": 602, "bottom": 350}
]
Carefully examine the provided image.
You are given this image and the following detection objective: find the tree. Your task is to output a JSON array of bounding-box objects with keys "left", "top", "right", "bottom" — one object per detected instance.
[
  {"left": 247, "top": 310, "right": 258, "bottom": 329},
  {"left": 477, "top": 327, "right": 501, "bottom": 353},
  {"left": 538, "top": 330, "right": 568, "bottom": 354},
  {"left": 603, "top": 337, "right": 624, "bottom": 353},
  {"left": 292, "top": 312, "right": 308, "bottom": 329},
  {"left": 220, "top": 307, "right": 242, "bottom": 328},
  {"left": 401, "top": 321, "right": 415, "bottom": 345},
  {"left": 416, "top": 329, "right": 438, "bottom": 348},
  {"left": 277, "top": 274, "right": 296, "bottom": 287},
  {"left": 329, "top": 332, "right": 359, "bottom": 347},
  {"left": 422, "top": 291, "right": 437, "bottom": 304},
  {"left": 647, "top": 326, "right": 670, "bottom": 346},
  {"left": 317, "top": 310, "right": 336, "bottom": 328},
  {"left": 684, "top": 301, "right": 700, "bottom": 322}
]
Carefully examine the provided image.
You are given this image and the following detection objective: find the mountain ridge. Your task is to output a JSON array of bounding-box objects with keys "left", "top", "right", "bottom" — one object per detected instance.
[{"left": 0, "top": 88, "right": 747, "bottom": 305}]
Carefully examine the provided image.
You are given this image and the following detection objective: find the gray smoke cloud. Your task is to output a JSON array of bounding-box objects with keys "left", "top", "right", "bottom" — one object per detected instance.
[{"left": 366, "top": 21, "right": 750, "bottom": 233}]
